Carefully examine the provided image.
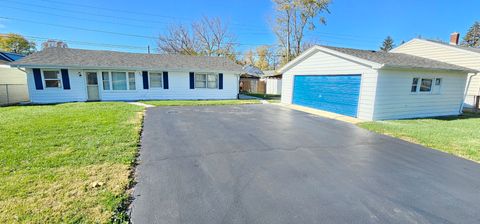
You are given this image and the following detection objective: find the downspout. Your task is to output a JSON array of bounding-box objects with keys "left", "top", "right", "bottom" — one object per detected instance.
[{"left": 460, "top": 72, "right": 479, "bottom": 114}]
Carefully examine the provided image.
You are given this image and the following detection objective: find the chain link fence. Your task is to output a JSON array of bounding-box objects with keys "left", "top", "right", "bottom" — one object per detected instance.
[{"left": 0, "top": 84, "right": 29, "bottom": 105}]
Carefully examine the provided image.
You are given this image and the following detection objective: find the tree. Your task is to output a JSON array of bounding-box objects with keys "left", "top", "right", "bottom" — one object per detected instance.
[
  {"left": 157, "top": 16, "right": 237, "bottom": 60},
  {"left": 243, "top": 49, "right": 256, "bottom": 65},
  {"left": 462, "top": 21, "right": 480, "bottom": 47},
  {"left": 272, "top": 0, "right": 330, "bottom": 62},
  {"left": 255, "top": 45, "right": 272, "bottom": 70},
  {"left": 41, "top": 39, "right": 68, "bottom": 49},
  {"left": 380, "top": 36, "right": 395, "bottom": 52},
  {"left": 0, "top": 33, "right": 36, "bottom": 55}
]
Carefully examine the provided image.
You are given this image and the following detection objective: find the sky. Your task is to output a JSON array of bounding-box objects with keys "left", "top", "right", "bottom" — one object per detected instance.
[{"left": 1, "top": 0, "right": 479, "bottom": 55}]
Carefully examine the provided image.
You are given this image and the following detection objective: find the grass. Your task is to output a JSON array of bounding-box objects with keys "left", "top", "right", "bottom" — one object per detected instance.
[
  {"left": 359, "top": 113, "right": 480, "bottom": 162},
  {"left": 139, "top": 99, "right": 261, "bottom": 106},
  {"left": 0, "top": 102, "right": 144, "bottom": 223},
  {"left": 243, "top": 93, "right": 281, "bottom": 100}
]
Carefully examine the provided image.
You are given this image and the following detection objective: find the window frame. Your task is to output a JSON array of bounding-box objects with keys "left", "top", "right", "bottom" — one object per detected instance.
[
  {"left": 100, "top": 71, "right": 136, "bottom": 91},
  {"left": 42, "top": 69, "right": 62, "bottom": 89},
  {"left": 194, "top": 73, "right": 218, "bottom": 89},
  {"left": 148, "top": 71, "right": 163, "bottom": 89},
  {"left": 410, "top": 77, "right": 442, "bottom": 94}
]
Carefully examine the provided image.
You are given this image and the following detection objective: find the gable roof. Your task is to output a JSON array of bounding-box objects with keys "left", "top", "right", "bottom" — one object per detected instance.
[
  {"left": 419, "top": 38, "right": 480, "bottom": 54},
  {"left": 0, "top": 51, "right": 24, "bottom": 62},
  {"left": 10, "top": 48, "right": 243, "bottom": 72},
  {"left": 242, "top": 64, "right": 264, "bottom": 77},
  {"left": 278, "top": 45, "right": 476, "bottom": 74}
]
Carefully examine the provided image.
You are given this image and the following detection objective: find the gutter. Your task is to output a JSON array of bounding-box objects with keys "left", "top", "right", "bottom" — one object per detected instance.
[{"left": 460, "top": 72, "right": 479, "bottom": 114}]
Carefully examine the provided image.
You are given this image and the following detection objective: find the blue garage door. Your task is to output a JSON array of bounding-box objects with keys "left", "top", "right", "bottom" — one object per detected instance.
[{"left": 292, "top": 75, "right": 361, "bottom": 117}]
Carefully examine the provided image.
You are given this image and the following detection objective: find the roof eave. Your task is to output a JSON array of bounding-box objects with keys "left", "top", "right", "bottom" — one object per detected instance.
[
  {"left": 9, "top": 64, "right": 243, "bottom": 73},
  {"left": 380, "top": 64, "right": 476, "bottom": 73}
]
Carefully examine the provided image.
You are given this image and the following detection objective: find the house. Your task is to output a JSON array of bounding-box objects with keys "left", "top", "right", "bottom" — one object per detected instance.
[
  {"left": 240, "top": 64, "right": 264, "bottom": 93},
  {"left": 278, "top": 45, "right": 477, "bottom": 120},
  {"left": 9, "top": 48, "right": 243, "bottom": 103},
  {"left": 261, "top": 70, "right": 282, "bottom": 95},
  {"left": 0, "top": 51, "right": 28, "bottom": 105},
  {"left": 391, "top": 33, "right": 480, "bottom": 109}
]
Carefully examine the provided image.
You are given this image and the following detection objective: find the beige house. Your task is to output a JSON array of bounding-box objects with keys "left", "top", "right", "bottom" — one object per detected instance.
[
  {"left": 391, "top": 33, "right": 480, "bottom": 109},
  {"left": 0, "top": 52, "right": 28, "bottom": 105}
]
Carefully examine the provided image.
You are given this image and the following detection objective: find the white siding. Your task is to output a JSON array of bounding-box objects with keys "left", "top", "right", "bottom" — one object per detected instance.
[
  {"left": 392, "top": 39, "right": 480, "bottom": 108},
  {"left": 100, "top": 71, "right": 238, "bottom": 101},
  {"left": 281, "top": 49, "right": 378, "bottom": 120},
  {"left": 263, "top": 78, "right": 282, "bottom": 95},
  {"left": 373, "top": 69, "right": 467, "bottom": 120},
  {"left": 27, "top": 68, "right": 87, "bottom": 103},
  {"left": 0, "top": 65, "right": 26, "bottom": 84},
  {"left": 27, "top": 68, "right": 238, "bottom": 103}
]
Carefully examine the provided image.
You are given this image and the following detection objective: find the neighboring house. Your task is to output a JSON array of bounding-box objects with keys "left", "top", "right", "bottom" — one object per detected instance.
[
  {"left": 279, "top": 45, "right": 476, "bottom": 121},
  {"left": 240, "top": 64, "right": 263, "bottom": 93},
  {"left": 9, "top": 48, "right": 243, "bottom": 103},
  {"left": 391, "top": 33, "right": 480, "bottom": 109},
  {"left": 0, "top": 51, "right": 28, "bottom": 105},
  {"left": 261, "top": 70, "right": 282, "bottom": 95}
]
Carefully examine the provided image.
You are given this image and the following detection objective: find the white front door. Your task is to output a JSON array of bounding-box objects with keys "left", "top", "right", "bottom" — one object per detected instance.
[{"left": 86, "top": 72, "right": 99, "bottom": 101}]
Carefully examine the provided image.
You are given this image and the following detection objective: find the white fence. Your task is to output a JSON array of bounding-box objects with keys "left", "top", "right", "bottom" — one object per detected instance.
[
  {"left": 0, "top": 84, "right": 29, "bottom": 105},
  {"left": 264, "top": 78, "right": 282, "bottom": 95}
]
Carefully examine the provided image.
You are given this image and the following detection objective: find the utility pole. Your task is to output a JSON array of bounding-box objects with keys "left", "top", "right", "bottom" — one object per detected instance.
[{"left": 147, "top": 45, "right": 151, "bottom": 54}]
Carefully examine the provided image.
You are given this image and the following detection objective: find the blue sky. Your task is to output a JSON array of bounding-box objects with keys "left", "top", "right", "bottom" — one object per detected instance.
[{"left": 1, "top": 0, "right": 478, "bottom": 54}]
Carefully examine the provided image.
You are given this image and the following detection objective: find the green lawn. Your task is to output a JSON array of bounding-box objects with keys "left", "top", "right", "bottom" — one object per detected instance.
[
  {"left": 140, "top": 99, "right": 261, "bottom": 106},
  {"left": 0, "top": 102, "right": 144, "bottom": 223},
  {"left": 359, "top": 113, "right": 480, "bottom": 162}
]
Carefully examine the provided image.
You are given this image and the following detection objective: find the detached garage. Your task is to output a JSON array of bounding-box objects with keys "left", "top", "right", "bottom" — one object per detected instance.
[{"left": 279, "top": 45, "right": 477, "bottom": 121}]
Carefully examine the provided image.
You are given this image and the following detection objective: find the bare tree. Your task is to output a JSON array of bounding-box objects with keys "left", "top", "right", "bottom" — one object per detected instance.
[
  {"left": 158, "top": 16, "right": 237, "bottom": 60},
  {"left": 273, "top": 0, "right": 330, "bottom": 62}
]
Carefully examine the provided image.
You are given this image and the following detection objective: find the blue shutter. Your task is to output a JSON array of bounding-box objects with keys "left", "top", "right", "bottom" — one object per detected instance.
[
  {"left": 219, "top": 73, "right": 223, "bottom": 89},
  {"left": 142, "top": 71, "right": 149, "bottom": 89},
  {"left": 189, "top": 72, "right": 194, "bottom": 89},
  {"left": 33, "top": 68, "right": 43, "bottom": 90},
  {"left": 61, "top": 69, "right": 71, "bottom": 90},
  {"left": 163, "top": 71, "right": 169, "bottom": 89}
]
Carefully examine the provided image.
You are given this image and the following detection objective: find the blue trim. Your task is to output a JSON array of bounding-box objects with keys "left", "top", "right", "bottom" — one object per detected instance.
[
  {"left": 189, "top": 72, "right": 194, "bottom": 89},
  {"left": 142, "top": 71, "right": 149, "bottom": 89},
  {"left": 32, "top": 68, "right": 43, "bottom": 90},
  {"left": 292, "top": 75, "right": 361, "bottom": 117},
  {"left": 163, "top": 71, "right": 169, "bottom": 89},
  {"left": 61, "top": 69, "right": 71, "bottom": 90},
  {"left": 219, "top": 73, "right": 223, "bottom": 89}
]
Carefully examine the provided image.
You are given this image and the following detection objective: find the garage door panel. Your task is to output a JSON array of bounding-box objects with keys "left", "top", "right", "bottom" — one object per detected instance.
[{"left": 292, "top": 75, "right": 361, "bottom": 117}]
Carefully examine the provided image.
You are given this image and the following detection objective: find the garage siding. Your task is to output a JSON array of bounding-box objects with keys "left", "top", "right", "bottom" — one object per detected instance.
[
  {"left": 281, "top": 49, "right": 378, "bottom": 120},
  {"left": 373, "top": 69, "right": 467, "bottom": 120}
]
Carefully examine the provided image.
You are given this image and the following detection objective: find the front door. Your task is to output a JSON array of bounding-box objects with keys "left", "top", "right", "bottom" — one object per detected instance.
[{"left": 86, "top": 72, "right": 99, "bottom": 101}]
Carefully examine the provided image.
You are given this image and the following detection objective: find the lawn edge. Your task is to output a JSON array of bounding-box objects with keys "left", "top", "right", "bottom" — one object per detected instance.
[
  {"left": 110, "top": 110, "right": 145, "bottom": 223},
  {"left": 357, "top": 122, "right": 480, "bottom": 164}
]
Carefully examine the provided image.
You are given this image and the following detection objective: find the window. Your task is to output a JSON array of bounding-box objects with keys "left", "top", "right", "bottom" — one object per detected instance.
[
  {"left": 128, "top": 72, "right": 136, "bottom": 90},
  {"left": 435, "top": 78, "right": 442, "bottom": 86},
  {"left": 102, "top": 72, "right": 110, "bottom": 90},
  {"left": 420, "top": 78, "right": 433, "bottom": 92},
  {"left": 43, "top": 70, "right": 62, "bottom": 88},
  {"left": 411, "top": 78, "right": 419, "bottom": 92},
  {"left": 149, "top": 72, "right": 163, "bottom": 88},
  {"left": 99, "top": 71, "right": 136, "bottom": 91},
  {"left": 195, "top": 73, "right": 217, "bottom": 89}
]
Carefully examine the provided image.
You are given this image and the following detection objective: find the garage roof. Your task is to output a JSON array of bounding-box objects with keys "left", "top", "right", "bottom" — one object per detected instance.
[
  {"left": 9, "top": 47, "right": 243, "bottom": 72},
  {"left": 279, "top": 45, "right": 477, "bottom": 73}
]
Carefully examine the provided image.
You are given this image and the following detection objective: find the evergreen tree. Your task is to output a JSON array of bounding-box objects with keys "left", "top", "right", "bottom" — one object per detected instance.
[
  {"left": 380, "top": 36, "right": 394, "bottom": 52},
  {"left": 462, "top": 21, "right": 480, "bottom": 47}
]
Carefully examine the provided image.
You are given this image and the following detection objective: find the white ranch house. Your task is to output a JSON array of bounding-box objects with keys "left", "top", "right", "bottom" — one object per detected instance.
[
  {"left": 279, "top": 45, "right": 477, "bottom": 121},
  {"left": 10, "top": 48, "right": 243, "bottom": 103},
  {"left": 391, "top": 34, "right": 480, "bottom": 109}
]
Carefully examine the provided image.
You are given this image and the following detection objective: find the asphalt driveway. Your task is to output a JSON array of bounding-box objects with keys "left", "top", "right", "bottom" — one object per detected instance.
[{"left": 130, "top": 104, "right": 480, "bottom": 224}]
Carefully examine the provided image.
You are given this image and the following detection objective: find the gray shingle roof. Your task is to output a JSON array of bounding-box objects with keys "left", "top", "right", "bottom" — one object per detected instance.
[
  {"left": 322, "top": 45, "right": 476, "bottom": 72},
  {"left": 10, "top": 48, "right": 243, "bottom": 72}
]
